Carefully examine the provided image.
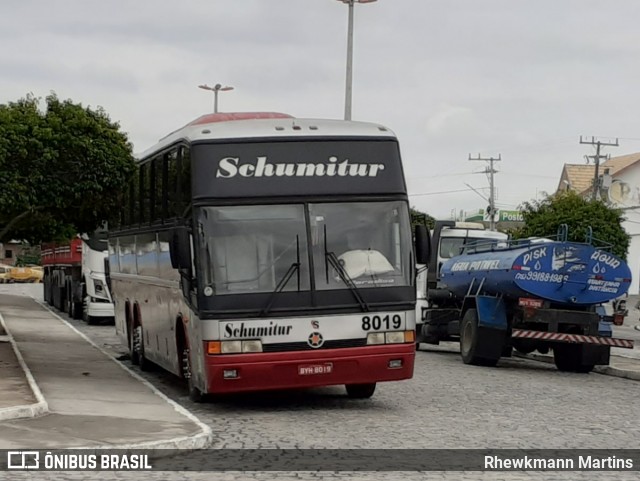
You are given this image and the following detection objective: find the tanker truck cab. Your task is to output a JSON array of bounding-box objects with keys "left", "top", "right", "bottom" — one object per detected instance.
[{"left": 415, "top": 220, "right": 507, "bottom": 344}]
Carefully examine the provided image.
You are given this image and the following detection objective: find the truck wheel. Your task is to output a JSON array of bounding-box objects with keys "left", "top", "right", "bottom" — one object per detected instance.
[
  {"left": 72, "top": 302, "right": 83, "bottom": 320},
  {"left": 553, "top": 344, "right": 594, "bottom": 373},
  {"left": 346, "top": 383, "right": 376, "bottom": 399},
  {"left": 43, "top": 274, "right": 51, "bottom": 305},
  {"left": 459, "top": 309, "right": 500, "bottom": 367},
  {"left": 512, "top": 339, "right": 536, "bottom": 355},
  {"left": 57, "top": 285, "right": 67, "bottom": 312},
  {"left": 66, "top": 288, "right": 74, "bottom": 318}
]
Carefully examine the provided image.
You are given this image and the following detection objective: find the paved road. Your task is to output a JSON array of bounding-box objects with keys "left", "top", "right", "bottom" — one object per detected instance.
[{"left": 4, "top": 284, "right": 640, "bottom": 480}]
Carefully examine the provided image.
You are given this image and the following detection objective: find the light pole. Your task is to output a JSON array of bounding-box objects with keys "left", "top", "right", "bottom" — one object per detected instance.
[
  {"left": 198, "top": 83, "right": 234, "bottom": 113},
  {"left": 336, "top": 0, "right": 377, "bottom": 121}
]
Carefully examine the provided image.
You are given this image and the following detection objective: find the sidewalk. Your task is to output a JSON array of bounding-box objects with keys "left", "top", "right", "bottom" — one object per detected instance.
[{"left": 0, "top": 293, "right": 212, "bottom": 449}]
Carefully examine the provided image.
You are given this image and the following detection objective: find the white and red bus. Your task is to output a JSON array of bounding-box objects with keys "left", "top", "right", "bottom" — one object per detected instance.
[{"left": 108, "top": 112, "right": 417, "bottom": 401}]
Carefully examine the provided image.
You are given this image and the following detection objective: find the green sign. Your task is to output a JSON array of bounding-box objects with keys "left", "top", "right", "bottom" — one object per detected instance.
[{"left": 499, "top": 210, "right": 524, "bottom": 222}]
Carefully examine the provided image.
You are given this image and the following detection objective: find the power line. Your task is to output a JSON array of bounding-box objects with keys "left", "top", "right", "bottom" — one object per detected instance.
[{"left": 408, "top": 187, "right": 485, "bottom": 197}]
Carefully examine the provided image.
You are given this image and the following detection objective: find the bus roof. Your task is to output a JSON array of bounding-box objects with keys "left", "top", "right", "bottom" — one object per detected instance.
[{"left": 137, "top": 112, "right": 397, "bottom": 161}]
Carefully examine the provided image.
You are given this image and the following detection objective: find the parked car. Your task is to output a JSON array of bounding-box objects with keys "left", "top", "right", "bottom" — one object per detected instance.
[
  {"left": 9, "top": 265, "right": 43, "bottom": 283},
  {"left": 0, "top": 264, "right": 13, "bottom": 283}
]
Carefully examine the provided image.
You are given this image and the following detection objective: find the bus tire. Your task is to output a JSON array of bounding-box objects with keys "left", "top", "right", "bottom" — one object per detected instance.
[
  {"left": 459, "top": 308, "right": 500, "bottom": 367},
  {"left": 345, "top": 383, "right": 376, "bottom": 399},
  {"left": 179, "top": 329, "right": 206, "bottom": 403},
  {"left": 132, "top": 322, "right": 152, "bottom": 371}
]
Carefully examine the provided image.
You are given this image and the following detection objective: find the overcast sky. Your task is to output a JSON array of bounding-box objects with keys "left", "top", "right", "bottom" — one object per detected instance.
[{"left": 3, "top": 0, "right": 640, "bottom": 218}]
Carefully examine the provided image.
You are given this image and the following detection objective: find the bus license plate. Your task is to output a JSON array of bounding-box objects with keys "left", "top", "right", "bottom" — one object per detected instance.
[{"left": 298, "top": 363, "right": 333, "bottom": 376}]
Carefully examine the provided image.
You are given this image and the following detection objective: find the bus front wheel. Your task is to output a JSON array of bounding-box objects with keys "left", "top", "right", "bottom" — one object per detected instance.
[
  {"left": 345, "top": 383, "right": 376, "bottom": 399},
  {"left": 180, "top": 335, "right": 206, "bottom": 403}
]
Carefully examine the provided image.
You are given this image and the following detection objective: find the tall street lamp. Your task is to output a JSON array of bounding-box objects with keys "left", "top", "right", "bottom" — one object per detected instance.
[
  {"left": 336, "top": 0, "right": 377, "bottom": 121},
  {"left": 198, "top": 83, "right": 234, "bottom": 113}
]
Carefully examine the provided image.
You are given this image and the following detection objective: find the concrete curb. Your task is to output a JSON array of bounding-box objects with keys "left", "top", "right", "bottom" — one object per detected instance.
[
  {"left": 513, "top": 351, "right": 640, "bottom": 381},
  {"left": 0, "top": 312, "right": 49, "bottom": 422},
  {"left": 33, "top": 297, "right": 214, "bottom": 451},
  {"left": 593, "top": 365, "right": 640, "bottom": 381}
]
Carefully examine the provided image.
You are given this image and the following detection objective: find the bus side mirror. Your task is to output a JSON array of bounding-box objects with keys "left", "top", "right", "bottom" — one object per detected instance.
[
  {"left": 414, "top": 225, "right": 430, "bottom": 265},
  {"left": 170, "top": 226, "right": 192, "bottom": 271}
]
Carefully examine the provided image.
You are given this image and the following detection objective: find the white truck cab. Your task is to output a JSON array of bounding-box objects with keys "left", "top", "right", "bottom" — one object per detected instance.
[{"left": 416, "top": 222, "right": 508, "bottom": 342}]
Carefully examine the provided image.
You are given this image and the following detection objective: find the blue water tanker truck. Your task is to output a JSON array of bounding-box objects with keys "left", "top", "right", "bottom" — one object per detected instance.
[{"left": 414, "top": 221, "right": 634, "bottom": 373}]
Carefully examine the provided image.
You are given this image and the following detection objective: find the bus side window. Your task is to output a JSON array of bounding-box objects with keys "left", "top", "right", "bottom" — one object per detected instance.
[
  {"left": 179, "top": 146, "right": 191, "bottom": 215},
  {"left": 167, "top": 150, "right": 178, "bottom": 219},
  {"left": 131, "top": 168, "right": 139, "bottom": 226},
  {"left": 160, "top": 153, "right": 168, "bottom": 221},
  {"left": 120, "top": 177, "right": 129, "bottom": 227},
  {"left": 154, "top": 155, "right": 164, "bottom": 223},
  {"left": 149, "top": 159, "right": 157, "bottom": 222},
  {"left": 140, "top": 162, "right": 151, "bottom": 224}
]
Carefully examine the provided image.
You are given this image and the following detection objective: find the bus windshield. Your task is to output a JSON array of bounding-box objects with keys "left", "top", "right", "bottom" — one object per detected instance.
[
  {"left": 196, "top": 201, "right": 411, "bottom": 295},
  {"left": 196, "top": 205, "right": 310, "bottom": 295},
  {"left": 310, "top": 201, "right": 411, "bottom": 290}
]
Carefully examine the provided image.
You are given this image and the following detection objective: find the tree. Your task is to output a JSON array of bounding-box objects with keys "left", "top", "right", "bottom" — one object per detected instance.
[
  {"left": 514, "top": 191, "right": 629, "bottom": 260},
  {"left": 0, "top": 93, "right": 135, "bottom": 243},
  {"left": 410, "top": 207, "right": 435, "bottom": 230}
]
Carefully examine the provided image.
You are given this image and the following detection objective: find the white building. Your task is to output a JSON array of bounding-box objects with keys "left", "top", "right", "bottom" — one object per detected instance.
[{"left": 557, "top": 152, "right": 640, "bottom": 293}]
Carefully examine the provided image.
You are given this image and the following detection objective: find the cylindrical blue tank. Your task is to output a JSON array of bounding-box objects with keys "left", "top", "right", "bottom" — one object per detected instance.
[{"left": 440, "top": 241, "right": 631, "bottom": 305}]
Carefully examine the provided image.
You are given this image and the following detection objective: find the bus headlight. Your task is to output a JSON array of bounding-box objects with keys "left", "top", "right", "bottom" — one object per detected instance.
[
  {"left": 219, "top": 340, "right": 263, "bottom": 354},
  {"left": 242, "top": 340, "right": 263, "bottom": 353},
  {"left": 385, "top": 332, "right": 405, "bottom": 344},
  {"left": 366, "top": 333, "right": 385, "bottom": 345},
  {"left": 367, "top": 331, "right": 415, "bottom": 345},
  {"left": 221, "top": 341, "right": 242, "bottom": 353}
]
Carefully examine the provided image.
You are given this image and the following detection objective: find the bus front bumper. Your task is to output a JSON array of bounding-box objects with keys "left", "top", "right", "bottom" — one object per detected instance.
[{"left": 203, "top": 343, "right": 415, "bottom": 394}]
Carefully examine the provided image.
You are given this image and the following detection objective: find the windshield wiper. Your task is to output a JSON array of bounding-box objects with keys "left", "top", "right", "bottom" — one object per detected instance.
[
  {"left": 260, "top": 235, "right": 301, "bottom": 316},
  {"left": 323, "top": 225, "right": 369, "bottom": 312}
]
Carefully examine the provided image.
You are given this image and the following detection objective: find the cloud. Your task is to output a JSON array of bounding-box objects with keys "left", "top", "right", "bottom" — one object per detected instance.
[{"left": 425, "top": 105, "right": 475, "bottom": 138}]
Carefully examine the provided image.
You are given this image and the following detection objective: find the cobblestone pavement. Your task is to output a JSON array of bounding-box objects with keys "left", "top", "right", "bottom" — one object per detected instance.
[{"left": 3, "top": 285, "right": 640, "bottom": 480}]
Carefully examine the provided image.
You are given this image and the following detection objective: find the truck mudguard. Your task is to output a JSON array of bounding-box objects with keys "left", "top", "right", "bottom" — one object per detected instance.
[{"left": 475, "top": 295, "right": 508, "bottom": 330}]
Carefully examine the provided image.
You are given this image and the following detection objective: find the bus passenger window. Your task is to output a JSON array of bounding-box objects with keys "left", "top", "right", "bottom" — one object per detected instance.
[
  {"left": 131, "top": 168, "right": 139, "bottom": 225},
  {"left": 180, "top": 146, "right": 191, "bottom": 214},
  {"left": 141, "top": 162, "right": 151, "bottom": 223},
  {"left": 167, "top": 149, "right": 178, "bottom": 218},
  {"left": 154, "top": 156, "right": 164, "bottom": 222},
  {"left": 120, "top": 180, "right": 129, "bottom": 227},
  {"left": 149, "top": 160, "right": 156, "bottom": 222}
]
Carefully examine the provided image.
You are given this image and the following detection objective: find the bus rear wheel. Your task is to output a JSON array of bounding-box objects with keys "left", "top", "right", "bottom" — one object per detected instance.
[
  {"left": 131, "top": 323, "right": 152, "bottom": 371},
  {"left": 345, "top": 383, "right": 376, "bottom": 399}
]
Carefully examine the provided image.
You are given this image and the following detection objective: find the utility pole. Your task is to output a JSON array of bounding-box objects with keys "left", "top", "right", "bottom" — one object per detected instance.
[
  {"left": 469, "top": 153, "right": 501, "bottom": 231},
  {"left": 580, "top": 136, "right": 619, "bottom": 201}
]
